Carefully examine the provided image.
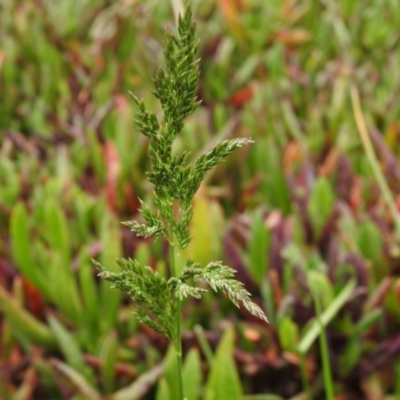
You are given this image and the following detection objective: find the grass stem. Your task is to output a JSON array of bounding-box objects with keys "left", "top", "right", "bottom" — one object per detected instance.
[
  {"left": 313, "top": 290, "right": 334, "bottom": 400},
  {"left": 351, "top": 86, "right": 400, "bottom": 236},
  {"left": 396, "top": 361, "right": 400, "bottom": 399},
  {"left": 170, "top": 229, "right": 185, "bottom": 400},
  {"left": 299, "top": 352, "right": 311, "bottom": 400}
]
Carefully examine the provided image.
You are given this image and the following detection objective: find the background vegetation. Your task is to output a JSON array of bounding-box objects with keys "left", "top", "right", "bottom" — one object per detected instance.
[{"left": 1, "top": 0, "right": 400, "bottom": 399}]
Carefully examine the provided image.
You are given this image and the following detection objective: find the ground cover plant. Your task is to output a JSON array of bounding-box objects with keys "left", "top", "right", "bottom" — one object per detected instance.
[{"left": 1, "top": 0, "right": 400, "bottom": 399}]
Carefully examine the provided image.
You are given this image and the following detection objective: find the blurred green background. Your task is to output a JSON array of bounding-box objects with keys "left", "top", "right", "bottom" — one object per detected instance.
[{"left": 1, "top": 0, "right": 400, "bottom": 399}]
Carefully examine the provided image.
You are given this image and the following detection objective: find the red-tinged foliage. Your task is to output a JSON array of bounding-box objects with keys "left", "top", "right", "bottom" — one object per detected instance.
[{"left": 22, "top": 278, "right": 46, "bottom": 321}]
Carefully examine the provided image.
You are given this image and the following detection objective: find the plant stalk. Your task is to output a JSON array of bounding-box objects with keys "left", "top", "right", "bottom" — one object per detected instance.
[
  {"left": 351, "top": 86, "right": 400, "bottom": 236},
  {"left": 170, "top": 229, "right": 185, "bottom": 400},
  {"left": 313, "top": 290, "right": 334, "bottom": 400},
  {"left": 299, "top": 352, "right": 311, "bottom": 400},
  {"left": 396, "top": 361, "right": 400, "bottom": 399}
]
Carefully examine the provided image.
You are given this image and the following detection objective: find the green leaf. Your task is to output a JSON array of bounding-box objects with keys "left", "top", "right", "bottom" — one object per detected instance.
[
  {"left": 298, "top": 279, "right": 356, "bottom": 354},
  {"left": 51, "top": 359, "right": 100, "bottom": 400},
  {"left": 354, "top": 308, "right": 382, "bottom": 336},
  {"left": 278, "top": 316, "right": 299, "bottom": 352},
  {"left": 156, "top": 377, "right": 171, "bottom": 400},
  {"left": 307, "top": 177, "right": 335, "bottom": 237},
  {"left": 307, "top": 270, "right": 334, "bottom": 310},
  {"left": 248, "top": 136, "right": 291, "bottom": 214},
  {"left": 78, "top": 249, "right": 99, "bottom": 336},
  {"left": 182, "top": 192, "right": 224, "bottom": 266},
  {"left": 281, "top": 243, "right": 307, "bottom": 271},
  {"left": 248, "top": 210, "right": 270, "bottom": 284},
  {"left": 99, "top": 330, "right": 118, "bottom": 393},
  {"left": 358, "top": 220, "right": 383, "bottom": 264},
  {"left": 112, "top": 364, "right": 163, "bottom": 400},
  {"left": 160, "top": 345, "right": 180, "bottom": 400},
  {"left": 0, "top": 285, "right": 56, "bottom": 348},
  {"left": 48, "top": 315, "right": 89, "bottom": 379},
  {"left": 48, "top": 250, "right": 82, "bottom": 321},
  {"left": 10, "top": 202, "right": 43, "bottom": 291},
  {"left": 183, "top": 348, "right": 202, "bottom": 400},
  {"left": 88, "top": 130, "right": 106, "bottom": 186},
  {"left": 205, "top": 327, "right": 242, "bottom": 400},
  {"left": 43, "top": 199, "right": 70, "bottom": 261},
  {"left": 99, "top": 210, "right": 122, "bottom": 333},
  {"left": 340, "top": 337, "right": 362, "bottom": 375},
  {"left": 0, "top": 158, "right": 20, "bottom": 208}
]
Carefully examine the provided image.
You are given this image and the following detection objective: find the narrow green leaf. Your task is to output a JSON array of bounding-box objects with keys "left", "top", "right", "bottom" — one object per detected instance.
[
  {"left": 307, "top": 177, "right": 335, "bottom": 237},
  {"left": 183, "top": 348, "right": 202, "bottom": 400},
  {"left": 10, "top": 202, "right": 43, "bottom": 291},
  {"left": 156, "top": 377, "right": 171, "bottom": 400},
  {"left": 248, "top": 211, "right": 270, "bottom": 284},
  {"left": 194, "top": 324, "right": 214, "bottom": 365},
  {"left": 354, "top": 308, "right": 382, "bottom": 336},
  {"left": 248, "top": 136, "right": 291, "bottom": 212},
  {"left": 161, "top": 345, "right": 180, "bottom": 400},
  {"left": 48, "top": 315, "right": 88, "bottom": 378},
  {"left": 88, "top": 129, "right": 106, "bottom": 186},
  {"left": 205, "top": 327, "right": 242, "bottom": 400},
  {"left": 181, "top": 191, "right": 219, "bottom": 267},
  {"left": 307, "top": 271, "right": 334, "bottom": 309},
  {"left": 48, "top": 250, "right": 82, "bottom": 321},
  {"left": 99, "top": 330, "right": 118, "bottom": 393},
  {"left": 112, "top": 364, "right": 163, "bottom": 400},
  {"left": 99, "top": 210, "right": 122, "bottom": 333},
  {"left": 358, "top": 220, "right": 383, "bottom": 264},
  {"left": 78, "top": 248, "right": 99, "bottom": 335},
  {"left": 43, "top": 199, "right": 70, "bottom": 261},
  {"left": 0, "top": 159, "right": 20, "bottom": 208},
  {"left": 298, "top": 279, "right": 356, "bottom": 354},
  {"left": 340, "top": 337, "right": 362, "bottom": 374},
  {"left": 278, "top": 316, "right": 299, "bottom": 352},
  {"left": 0, "top": 285, "right": 56, "bottom": 348},
  {"left": 51, "top": 359, "right": 100, "bottom": 400}
]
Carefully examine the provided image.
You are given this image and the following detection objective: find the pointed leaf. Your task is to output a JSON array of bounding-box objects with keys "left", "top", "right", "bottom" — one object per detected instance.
[
  {"left": 99, "top": 330, "right": 118, "bottom": 393},
  {"left": 112, "top": 364, "right": 163, "bottom": 400},
  {"left": 156, "top": 377, "right": 171, "bottom": 400},
  {"left": 205, "top": 327, "right": 242, "bottom": 400},
  {"left": 10, "top": 202, "right": 43, "bottom": 291},
  {"left": 183, "top": 348, "right": 202, "bottom": 400},
  {"left": 298, "top": 279, "right": 356, "bottom": 354},
  {"left": 247, "top": 211, "right": 270, "bottom": 284},
  {"left": 161, "top": 345, "right": 180, "bottom": 400},
  {"left": 307, "top": 177, "right": 335, "bottom": 237},
  {"left": 51, "top": 359, "right": 100, "bottom": 400},
  {"left": 0, "top": 285, "right": 56, "bottom": 348},
  {"left": 48, "top": 315, "right": 89, "bottom": 379}
]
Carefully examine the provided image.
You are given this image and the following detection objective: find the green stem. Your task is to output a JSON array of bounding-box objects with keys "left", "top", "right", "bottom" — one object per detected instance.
[
  {"left": 351, "top": 86, "right": 400, "bottom": 236},
  {"left": 313, "top": 291, "right": 334, "bottom": 400},
  {"left": 299, "top": 352, "right": 311, "bottom": 400},
  {"left": 396, "top": 361, "right": 400, "bottom": 399},
  {"left": 194, "top": 324, "right": 214, "bottom": 365},
  {"left": 170, "top": 229, "right": 185, "bottom": 400}
]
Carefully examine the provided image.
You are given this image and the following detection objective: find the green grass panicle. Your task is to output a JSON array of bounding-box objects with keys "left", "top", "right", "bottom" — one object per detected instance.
[{"left": 94, "top": 6, "right": 267, "bottom": 399}]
